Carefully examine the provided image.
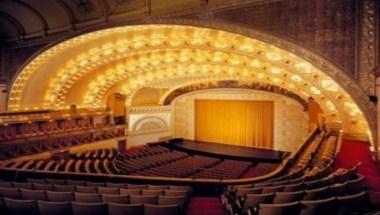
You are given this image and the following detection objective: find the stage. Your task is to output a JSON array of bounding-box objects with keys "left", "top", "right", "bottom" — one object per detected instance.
[{"left": 163, "top": 139, "right": 288, "bottom": 162}]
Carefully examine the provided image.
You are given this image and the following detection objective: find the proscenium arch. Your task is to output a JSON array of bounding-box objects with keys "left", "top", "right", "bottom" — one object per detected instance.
[
  {"left": 159, "top": 80, "right": 308, "bottom": 109},
  {"left": 7, "top": 20, "right": 375, "bottom": 149}
]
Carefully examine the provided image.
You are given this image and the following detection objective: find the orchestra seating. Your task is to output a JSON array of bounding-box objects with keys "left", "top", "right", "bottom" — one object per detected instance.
[
  {"left": 1, "top": 144, "right": 256, "bottom": 179},
  {"left": 220, "top": 132, "right": 370, "bottom": 215},
  {"left": 0, "top": 129, "right": 376, "bottom": 214},
  {"left": 0, "top": 178, "right": 191, "bottom": 215}
]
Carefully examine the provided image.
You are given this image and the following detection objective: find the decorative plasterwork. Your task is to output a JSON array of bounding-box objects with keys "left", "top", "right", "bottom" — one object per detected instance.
[
  {"left": 128, "top": 106, "right": 171, "bottom": 114},
  {"left": 131, "top": 116, "right": 168, "bottom": 132},
  {"left": 6, "top": 21, "right": 375, "bottom": 149},
  {"left": 358, "top": 0, "right": 377, "bottom": 95},
  {"left": 161, "top": 80, "right": 308, "bottom": 110}
]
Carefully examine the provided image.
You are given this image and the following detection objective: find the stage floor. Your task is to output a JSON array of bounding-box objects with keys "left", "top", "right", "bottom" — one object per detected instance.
[{"left": 166, "top": 139, "right": 288, "bottom": 162}]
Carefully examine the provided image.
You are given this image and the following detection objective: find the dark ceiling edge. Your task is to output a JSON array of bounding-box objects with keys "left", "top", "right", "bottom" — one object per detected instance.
[
  {"left": 55, "top": 0, "right": 77, "bottom": 29},
  {"left": 0, "top": 11, "right": 25, "bottom": 39},
  {"left": 13, "top": 0, "right": 48, "bottom": 34}
]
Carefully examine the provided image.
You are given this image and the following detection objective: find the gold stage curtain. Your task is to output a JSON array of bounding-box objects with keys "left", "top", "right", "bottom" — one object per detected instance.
[{"left": 195, "top": 100, "right": 273, "bottom": 148}]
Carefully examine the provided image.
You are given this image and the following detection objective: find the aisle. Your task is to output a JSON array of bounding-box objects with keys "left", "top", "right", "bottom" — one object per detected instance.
[
  {"left": 334, "top": 139, "right": 380, "bottom": 209},
  {"left": 187, "top": 197, "right": 228, "bottom": 215}
]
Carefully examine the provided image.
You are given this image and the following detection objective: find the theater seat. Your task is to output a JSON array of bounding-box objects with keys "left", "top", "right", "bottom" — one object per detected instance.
[
  {"left": 3, "top": 197, "right": 39, "bottom": 215},
  {"left": 71, "top": 202, "right": 107, "bottom": 215},
  {"left": 38, "top": 200, "right": 73, "bottom": 215},
  {"left": 257, "top": 201, "right": 301, "bottom": 215},
  {"left": 144, "top": 204, "right": 181, "bottom": 215},
  {"left": 46, "top": 191, "right": 74, "bottom": 202},
  {"left": 0, "top": 187, "right": 21, "bottom": 199},
  {"left": 101, "top": 194, "right": 130, "bottom": 204},
  {"left": 74, "top": 193, "right": 102, "bottom": 203},
  {"left": 337, "top": 191, "right": 367, "bottom": 214},
  {"left": 273, "top": 191, "right": 304, "bottom": 204},
  {"left": 240, "top": 192, "right": 275, "bottom": 214},
  {"left": 107, "top": 203, "right": 144, "bottom": 215},
  {"left": 20, "top": 188, "right": 47, "bottom": 200},
  {"left": 98, "top": 187, "right": 119, "bottom": 195},
  {"left": 129, "top": 194, "right": 157, "bottom": 204},
  {"left": 300, "top": 197, "right": 339, "bottom": 215}
]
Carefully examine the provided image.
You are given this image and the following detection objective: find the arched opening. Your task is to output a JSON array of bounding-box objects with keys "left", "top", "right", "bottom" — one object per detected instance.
[{"left": 7, "top": 23, "right": 374, "bottom": 149}]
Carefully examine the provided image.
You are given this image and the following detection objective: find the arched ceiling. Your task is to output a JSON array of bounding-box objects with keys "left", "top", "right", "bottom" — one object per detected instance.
[{"left": 7, "top": 24, "right": 372, "bottom": 142}]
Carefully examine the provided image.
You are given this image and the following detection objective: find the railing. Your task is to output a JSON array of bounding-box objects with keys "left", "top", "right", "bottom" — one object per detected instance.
[{"left": 0, "top": 128, "right": 320, "bottom": 186}]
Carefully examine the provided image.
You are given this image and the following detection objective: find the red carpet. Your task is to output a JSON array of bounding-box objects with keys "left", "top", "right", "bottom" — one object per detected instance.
[
  {"left": 334, "top": 139, "right": 380, "bottom": 189},
  {"left": 187, "top": 197, "right": 228, "bottom": 215}
]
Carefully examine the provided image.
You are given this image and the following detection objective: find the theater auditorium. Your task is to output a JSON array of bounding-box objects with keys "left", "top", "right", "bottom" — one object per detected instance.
[{"left": 0, "top": 1, "right": 379, "bottom": 215}]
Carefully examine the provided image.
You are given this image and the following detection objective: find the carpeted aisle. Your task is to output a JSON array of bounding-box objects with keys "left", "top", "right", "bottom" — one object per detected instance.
[
  {"left": 334, "top": 139, "right": 380, "bottom": 189},
  {"left": 187, "top": 197, "right": 228, "bottom": 215},
  {"left": 334, "top": 139, "right": 380, "bottom": 209}
]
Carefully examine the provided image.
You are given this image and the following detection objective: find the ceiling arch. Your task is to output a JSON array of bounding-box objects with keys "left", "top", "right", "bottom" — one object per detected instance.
[
  {"left": 13, "top": 0, "right": 48, "bottom": 33},
  {"left": 0, "top": 11, "right": 25, "bottom": 38},
  {"left": 7, "top": 23, "right": 374, "bottom": 146}
]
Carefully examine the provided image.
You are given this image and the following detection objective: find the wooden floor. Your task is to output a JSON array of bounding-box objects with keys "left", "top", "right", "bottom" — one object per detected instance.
[{"left": 165, "top": 139, "right": 287, "bottom": 162}]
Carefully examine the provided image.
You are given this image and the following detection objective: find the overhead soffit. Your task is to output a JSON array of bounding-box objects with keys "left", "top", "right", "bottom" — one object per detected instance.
[{"left": 7, "top": 24, "right": 372, "bottom": 140}]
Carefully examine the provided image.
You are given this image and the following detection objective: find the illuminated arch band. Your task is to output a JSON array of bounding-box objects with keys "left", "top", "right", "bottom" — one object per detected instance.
[{"left": 7, "top": 22, "right": 375, "bottom": 150}]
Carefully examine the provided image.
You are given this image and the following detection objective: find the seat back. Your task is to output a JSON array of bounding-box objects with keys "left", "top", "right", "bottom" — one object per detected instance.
[
  {"left": 261, "top": 185, "right": 284, "bottom": 194},
  {"left": 303, "top": 187, "right": 328, "bottom": 200},
  {"left": 148, "top": 185, "right": 169, "bottom": 190},
  {"left": 72, "top": 202, "right": 107, "bottom": 215},
  {"left": 33, "top": 183, "right": 53, "bottom": 191},
  {"left": 4, "top": 197, "right": 39, "bottom": 215},
  {"left": 273, "top": 191, "right": 304, "bottom": 204},
  {"left": 243, "top": 193, "right": 275, "bottom": 213},
  {"left": 76, "top": 186, "right": 98, "bottom": 193},
  {"left": 53, "top": 184, "right": 75, "bottom": 192},
  {"left": 107, "top": 203, "right": 144, "bottom": 215},
  {"left": 144, "top": 204, "right": 180, "bottom": 215},
  {"left": 38, "top": 200, "right": 73, "bottom": 215},
  {"left": 98, "top": 187, "right": 120, "bottom": 195},
  {"left": 74, "top": 193, "right": 102, "bottom": 203},
  {"left": 0, "top": 187, "right": 21, "bottom": 199},
  {"left": 101, "top": 194, "right": 130, "bottom": 204},
  {"left": 120, "top": 188, "right": 141, "bottom": 195},
  {"left": 283, "top": 182, "right": 304, "bottom": 192},
  {"left": 142, "top": 189, "right": 165, "bottom": 196},
  {"left": 236, "top": 187, "right": 262, "bottom": 197},
  {"left": 47, "top": 191, "right": 74, "bottom": 202},
  {"left": 21, "top": 188, "right": 48, "bottom": 200},
  {"left": 337, "top": 191, "right": 367, "bottom": 213},
  {"left": 300, "top": 197, "right": 338, "bottom": 215},
  {"left": 130, "top": 194, "right": 158, "bottom": 204},
  {"left": 12, "top": 182, "right": 33, "bottom": 189},
  {"left": 258, "top": 201, "right": 301, "bottom": 215},
  {"left": 106, "top": 183, "right": 127, "bottom": 189}
]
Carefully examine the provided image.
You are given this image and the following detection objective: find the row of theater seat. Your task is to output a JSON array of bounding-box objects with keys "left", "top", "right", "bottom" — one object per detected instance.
[
  {"left": 0, "top": 179, "right": 191, "bottom": 215},
  {"left": 0, "top": 127, "right": 124, "bottom": 160},
  {"left": 115, "top": 144, "right": 253, "bottom": 179},
  {"left": 2, "top": 148, "right": 119, "bottom": 175},
  {"left": 2, "top": 144, "right": 255, "bottom": 180},
  {"left": 220, "top": 132, "right": 371, "bottom": 215},
  {"left": 2, "top": 198, "right": 183, "bottom": 215},
  {"left": 224, "top": 171, "right": 366, "bottom": 214}
]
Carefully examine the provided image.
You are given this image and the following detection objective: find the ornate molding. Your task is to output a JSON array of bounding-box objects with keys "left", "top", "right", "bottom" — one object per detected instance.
[
  {"left": 128, "top": 106, "right": 171, "bottom": 114},
  {"left": 358, "top": 0, "right": 377, "bottom": 95},
  {"left": 162, "top": 80, "right": 308, "bottom": 110}
]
